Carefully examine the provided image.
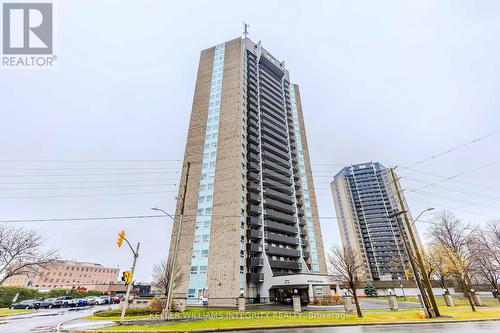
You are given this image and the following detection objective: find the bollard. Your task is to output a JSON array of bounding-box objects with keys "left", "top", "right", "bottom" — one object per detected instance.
[
  {"left": 388, "top": 294, "right": 398, "bottom": 311},
  {"left": 292, "top": 295, "right": 301, "bottom": 313},
  {"left": 443, "top": 293, "right": 454, "bottom": 307},
  {"left": 472, "top": 293, "right": 482, "bottom": 307},
  {"left": 343, "top": 296, "right": 353, "bottom": 313},
  {"left": 172, "top": 298, "right": 186, "bottom": 312},
  {"left": 237, "top": 297, "right": 245, "bottom": 311}
]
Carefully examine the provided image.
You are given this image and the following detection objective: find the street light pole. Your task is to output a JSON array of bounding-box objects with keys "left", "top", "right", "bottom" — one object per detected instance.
[
  {"left": 389, "top": 168, "right": 441, "bottom": 317},
  {"left": 153, "top": 161, "right": 190, "bottom": 320},
  {"left": 398, "top": 277, "right": 406, "bottom": 301}
]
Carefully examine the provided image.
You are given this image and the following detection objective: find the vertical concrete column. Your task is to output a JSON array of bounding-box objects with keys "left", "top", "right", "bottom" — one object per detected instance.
[
  {"left": 308, "top": 284, "right": 314, "bottom": 303},
  {"left": 292, "top": 295, "right": 301, "bottom": 313},
  {"left": 343, "top": 296, "right": 353, "bottom": 313},
  {"left": 443, "top": 294, "right": 454, "bottom": 307},
  {"left": 237, "top": 297, "right": 245, "bottom": 311},
  {"left": 388, "top": 295, "right": 398, "bottom": 311}
]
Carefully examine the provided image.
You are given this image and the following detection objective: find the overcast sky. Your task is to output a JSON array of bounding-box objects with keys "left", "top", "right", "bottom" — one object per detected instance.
[{"left": 1, "top": 0, "right": 499, "bottom": 282}]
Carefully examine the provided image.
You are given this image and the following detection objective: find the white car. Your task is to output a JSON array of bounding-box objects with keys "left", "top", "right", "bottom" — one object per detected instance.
[{"left": 91, "top": 296, "right": 106, "bottom": 305}]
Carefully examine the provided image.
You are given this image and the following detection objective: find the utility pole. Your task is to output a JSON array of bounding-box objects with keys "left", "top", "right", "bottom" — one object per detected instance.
[
  {"left": 117, "top": 231, "right": 140, "bottom": 323},
  {"left": 389, "top": 168, "right": 441, "bottom": 317},
  {"left": 389, "top": 209, "right": 432, "bottom": 318},
  {"left": 162, "top": 161, "right": 190, "bottom": 320}
]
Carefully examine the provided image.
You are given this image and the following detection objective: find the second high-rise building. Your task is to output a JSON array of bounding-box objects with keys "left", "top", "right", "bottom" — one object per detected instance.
[
  {"left": 331, "top": 162, "right": 421, "bottom": 281},
  {"left": 168, "top": 36, "right": 330, "bottom": 306}
]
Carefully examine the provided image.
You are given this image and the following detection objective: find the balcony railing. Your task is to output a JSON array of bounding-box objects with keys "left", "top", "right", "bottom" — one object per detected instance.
[
  {"left": 246, "top": 257, "right": 264, "bottom": 267},
  {"left": 266, "top": 245, "right": 300, "bottom": 258},
  {"left": 246, "top": 273, "right": 264, "bottom": 283},
  {"left": 269, "top": 260, "right": 302, "bottom": 270}
]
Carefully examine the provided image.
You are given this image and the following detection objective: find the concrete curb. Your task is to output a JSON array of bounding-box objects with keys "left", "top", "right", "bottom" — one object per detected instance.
[{"left": 71, "top": 317, "right": 500, "bottom": 333}]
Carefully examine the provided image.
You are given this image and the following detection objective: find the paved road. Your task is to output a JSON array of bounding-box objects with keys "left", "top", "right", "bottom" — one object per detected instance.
[
  {"left": 0, "top": 304, "right": 116, "bottom": 333},
  {"left": 226, "top": 321, "right": 500, "bottom": 333}
]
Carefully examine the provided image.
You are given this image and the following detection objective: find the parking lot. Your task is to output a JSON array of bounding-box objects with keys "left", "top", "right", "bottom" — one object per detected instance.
[{"left": 0, "top": 303, "right": 119, "bottom": 333}]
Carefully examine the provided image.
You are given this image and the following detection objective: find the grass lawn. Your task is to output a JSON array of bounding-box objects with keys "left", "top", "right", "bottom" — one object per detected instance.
[
  {"left": 0, "top": 308, "right": 31, "bottom": 317},
  {"left": 94, "top": 307, "right": 500, "bottom": 331}
]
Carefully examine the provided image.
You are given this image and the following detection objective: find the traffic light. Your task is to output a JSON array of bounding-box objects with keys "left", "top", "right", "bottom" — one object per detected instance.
[
  {"left": 117, "top": 230, "right": 126, "bottom": 247},
  {"left": 121, "top": 271, "right": 133, "bottom": 284}
]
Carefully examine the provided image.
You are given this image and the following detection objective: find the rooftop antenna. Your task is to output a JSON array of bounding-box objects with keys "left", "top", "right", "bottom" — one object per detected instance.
[{"left": 243, "top": 22, "right": 250, "bottom": 38}]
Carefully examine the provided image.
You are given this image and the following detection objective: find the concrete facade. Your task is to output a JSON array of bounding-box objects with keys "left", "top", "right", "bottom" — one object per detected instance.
[{"left": 168, "top": 37, "right": 328, "bottom": 306}]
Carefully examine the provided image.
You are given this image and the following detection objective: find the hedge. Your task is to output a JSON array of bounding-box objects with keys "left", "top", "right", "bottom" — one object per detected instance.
[
  {"left": 93, "top": 307, "right": 151, "bottom": 317},
  {"left": 0, "top": 286, "right": 105, "bottom": 308}
]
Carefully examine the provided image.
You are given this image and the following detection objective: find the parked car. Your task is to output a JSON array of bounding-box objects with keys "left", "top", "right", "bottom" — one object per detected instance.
[
  {"left": 111, "top": 296, "right": 121, "bottom": 304},
  {"left": 98, "top": 296, "right": 112, "bottom": 304},
  {"left": 56, "top": 296, "right": 77, "bottom": 308},
  {"left": 85, "top": 297, "right": 97, "bottom": 305},
  {"left": 10, "top": 300, "right": 41, "bottom": 309},
  {"left": 40, "top": 298, "right": 59, "bottom": 309},
  {"left": 91, "top": 296, "right": 106, "bottom": 305},
  {"left": 75, "top": 298, "right": 88, "bottom": 307}
]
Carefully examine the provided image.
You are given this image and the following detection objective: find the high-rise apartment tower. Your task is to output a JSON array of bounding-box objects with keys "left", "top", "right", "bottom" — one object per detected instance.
[
  {"left": 331, "top": 162, "right": 421, "bottom": 281},
  {"left": 168, "top": 37, "right": 330, "bottom": 306}
]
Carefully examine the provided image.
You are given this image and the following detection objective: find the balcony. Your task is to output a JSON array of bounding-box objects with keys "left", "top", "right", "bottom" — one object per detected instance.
[
  {"left": 263, "top": 188, "right": 294, "bottom": 204},
  {"left": 298, "top": 218, "right": 306, "bottom": 226},
  {"left": 248, "top": 152, "right": 260, "bottom": 162},
  {"left": 302, "top": 251, "right": 310, "bottom": 259},
  {"left": 263, "top": 168, "right": 292, "bottom": 185},
  {"left": 265, "top": 209, "right": 295, "bottom": 224},
  {"left": 263, "top": 178, "right": 292, "bottom": 194},
  {"left": 301, "top": 240, "right": 309, "bottom": 247},
  {"left": 263, "top": 151, "right": 291, "bottom": 169},
  {"left": 247, "top": 257, "right": 264, "bottom": 267},
  {"left": 246, "top": 273, "right": 264, "bottom": 283},
  {"left": 247, "top": 229, "right": 263, "bottom": 239},
  {"left": 247, "top": 171, "right": 260, "bottom": 182},
  {"left": 247, "top": 192, "right": 260, "bottom": 203},
  {"left": 247, "top": 181, "right": 261, "bottom": 193},
  {"left": 247, "top": 216, "right": 262, "bottom": 227},
  {"left": 262, "top": 144, "right": 289, "bottom": 162},
  {"left": 269, "top": 260, "right": 302, "bottom": 270},
  {"left": 266, "top": 245, "right": 300, "bottom": 258},
  {"left": 266, "top": 232, "right": 299, "bottom": 246},
  {"left": 265, "top": 221, "right": 298, "bottom": 235},
  {"left": 263, "top": 198, "right": 295, "bottom": 214},
  {"left": 247, "top": 243, "right": 263, "bottom": 253},
  {"left": 248, "top": 204, "right": 262, "bottom": 215},
  {"left": 263, "top": 159, "right": 290, "bottom": 175}
]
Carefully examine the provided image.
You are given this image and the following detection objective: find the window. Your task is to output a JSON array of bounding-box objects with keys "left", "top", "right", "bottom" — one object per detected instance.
[
  {"left": 190, "top": 266, "right": 198, "bottom": 275},
  {"left": 199, "top": 266, "right": 207, "bottom": 274}
]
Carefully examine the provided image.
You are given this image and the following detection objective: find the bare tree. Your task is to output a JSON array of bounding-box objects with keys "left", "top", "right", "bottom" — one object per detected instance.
[
  {"left": 469, "top": 226, "right": 500, "bottom": 295},
  {"left": 151, "top": 258, "right": 184, "bottom": 298},
  {"left": 427, "top": 211, "right": 477, "bottom": 311},
  {"left": 0, "top": 225, "right": 59, "bottom": 285},
  {"left": 327, "top": 245, "right": 365, "bottom": 317}
]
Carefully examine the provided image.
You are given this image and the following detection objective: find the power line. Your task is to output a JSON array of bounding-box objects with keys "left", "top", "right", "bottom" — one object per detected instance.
[
  {"left": 0, "top": 159, "right": 182, "bottom": 163},
  {"left": 401, "top": 167, "right": 500, "bottom": 193},
  {"left": 0, "top": 190, "right": 177, "bottom": 200},
  {"left": 0, "top": 171, "right": 181, "bottom": 177},
  {"left": 0, "top": 183, "right": 178, "bottom": 191},
  {"left": 405, "top": 159, "right": 500, "bottom": 193},
  {"left": 0, "top": 215, "right": 169, "bottom": 223},
  {"left": 401, "top": 130, "right": 499, "bottom": 169},
  {"left": 0, "top": 178, "right": 180, "bottom": 185}
]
